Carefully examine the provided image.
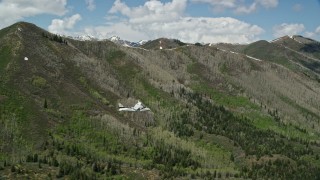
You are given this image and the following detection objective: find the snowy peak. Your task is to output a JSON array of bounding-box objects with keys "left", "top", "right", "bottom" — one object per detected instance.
[
  {"left": 138, "top": 40, "right": 149, "bottom": 46},
  {"left": 71, "top": 35, "right": 97, "bottom": 41},
  {"left": 108, "top": 36, "right": 149, "bottom": 47},
  {"left": 68, "top": 34, "right": 149, "bottom": 47},
  {"left": 110, "top": 36, "right": 121, "bottom": 42}
]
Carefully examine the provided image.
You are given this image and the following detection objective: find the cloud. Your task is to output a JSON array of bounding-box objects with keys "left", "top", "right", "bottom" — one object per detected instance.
[
  {"left": 0, "top": 0, "right": 67, "bottom": 28},
  {"left": 84, "top": 23, "right": 148, "bottom": 41},
  {"left": 305, "top": 32, "right": 315, "bottom": 38},
  {"left": 305, "top": 26, "right": 320, "bottom": 38},
  {"left": 191, "top": 0, "right": 236, "bottom": 8},
  {"left": 304, "top": 26, "right": 320, "bottom": 39},
  {"left": 235, "top": 2, "right": 257, "bottom": 14},
  {"left": 273, "top": 23, "right": 305, "bottom": 37},
  {"left": 191, "top": 0, "right": 278, "bottom": 14},
  {"left": 256, "top": 0, "right": 278, "bottom": 8},
  {"left": 85, "top": 18, "right": 264, "bottom": 44},
  {"left": 316, "top": 26, "right": 320, "bottom": 34},
  {"left": 85, "top": 0, "right": 96, "bottom": 11},
  {"left": 109, "top": 0, "right": 187, "bottom": 24},
  {"left": 48, "top": 14, "right": 82, "bottom": 34},
  {"left": 86, "top": 0, "right": 264, "bottom": 44},
  {"left": 292, "top": 4, "right": 302, "bottom": 12},
  {"left": 191, "top": 0, "right": 237, "bottom": 13}
]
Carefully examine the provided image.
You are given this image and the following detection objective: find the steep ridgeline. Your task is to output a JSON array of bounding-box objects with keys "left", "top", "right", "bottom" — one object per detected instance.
[{"left": 0, "top": 22, "right": 320, "bottom": 179}]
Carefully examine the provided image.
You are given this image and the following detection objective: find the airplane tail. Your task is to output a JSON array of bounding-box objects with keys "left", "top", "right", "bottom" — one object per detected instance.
[{"left": 118, "top": 103, "right": 125, "bottom": 108}]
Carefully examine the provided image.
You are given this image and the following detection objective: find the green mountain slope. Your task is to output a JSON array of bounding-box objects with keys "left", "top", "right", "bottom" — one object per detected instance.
[
  {"left": 270, "top": 35, "right": 320, "bottom": 74},
  {"left": 1, "top": 22, "right": 320, "bottom": 179},
  {"left": 141, "top": 38, "right": 187, "bottom": 50}
]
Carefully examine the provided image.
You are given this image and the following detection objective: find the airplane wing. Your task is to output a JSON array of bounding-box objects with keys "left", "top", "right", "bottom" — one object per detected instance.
[
  {"left": 133, "top": 101, "right": 144, "bottom": 110},
  {"left": 118, "top": 102, "right": 136, "bottom": 111},
  {"left": 118, "top": 103, "right": 125, "bottom": 108},
  {"left": 140, "top": 107, "right": 151, "bottom": 111},
  {"left": 119, "top": 107, "right": 136, "bottom": 111}
]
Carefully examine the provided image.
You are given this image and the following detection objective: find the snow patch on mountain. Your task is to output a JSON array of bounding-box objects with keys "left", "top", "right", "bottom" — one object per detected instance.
[
  {"left": 71, "top": 35, "right": 97, "bottom": 41},
  {"left": 110, "top": 36, "right": 120, "bottom": 42},
  {"left": 108, "top": 36, "right": 149, "bottom": 47},
  {"left": 67, "top": 34, "right": 149, "bottom": 47},
  {"left": 138, "top": 40, "right": 149, "bottom": 46},
  {"left": 289, "top": 35, "right": 303, "bottom": 44},
  {"left": 216, "top": 47, "right": 262, "bottom": 62}
]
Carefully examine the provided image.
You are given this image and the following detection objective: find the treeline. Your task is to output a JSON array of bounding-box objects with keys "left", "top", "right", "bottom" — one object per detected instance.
[
  {"left": 8, "top": 111, "right": 203, "bottom": 178},
  {"left": 244, "top": 159, "right": 320, "bottom": 179},
  {"left": 42, "top": 33, "right": 68, "bottom": 44},
  {"left": 150, "top": 138, "right": 200, "bottom": 169},
  {"left": 177, "top": 88, "right": 313, "bottom": 157},
  {"left": 168, "top": 111, "right": 194, "bottom": 137},
  {"left": 0, "top": 84, "right": 29, "bottom": 158},
  {"left": 174, "top": 88, "right": 320, "bottom": 178},
  {"left": 173, "top": 39, "right": 186, "bottom": 46}
]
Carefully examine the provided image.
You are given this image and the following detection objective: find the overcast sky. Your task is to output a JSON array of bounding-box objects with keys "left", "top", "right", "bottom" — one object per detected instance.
[{"left": 1, "top": 0, "right": 320, "bottom": 44}]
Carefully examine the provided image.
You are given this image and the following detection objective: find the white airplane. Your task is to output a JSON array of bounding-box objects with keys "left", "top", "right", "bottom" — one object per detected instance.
[{"left": 118, "top": 100, "right": 151, "bottom": 112}]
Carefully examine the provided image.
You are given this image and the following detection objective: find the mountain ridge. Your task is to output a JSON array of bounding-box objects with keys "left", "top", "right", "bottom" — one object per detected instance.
[{"left": 1, "top": 22, "right": 320, "bottom": 179}]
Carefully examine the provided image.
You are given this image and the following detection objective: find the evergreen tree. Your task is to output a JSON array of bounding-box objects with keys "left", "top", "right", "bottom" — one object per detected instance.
[{"left": 44, "top": 98, "right": 48, "bottom": 108}]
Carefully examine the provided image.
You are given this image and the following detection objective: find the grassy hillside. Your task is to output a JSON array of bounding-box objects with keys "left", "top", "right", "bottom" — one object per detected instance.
[
  {"left": 141, "top": 38, "right": 187, "bottom": 50},
  {"left": 1, "top": 22, "right": 320, "bottom": 179}
]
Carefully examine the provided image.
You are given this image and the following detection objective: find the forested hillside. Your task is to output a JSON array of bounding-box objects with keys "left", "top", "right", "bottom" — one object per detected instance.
[{"left": 1, "top": 22, "right": 320, "bottom": 179}]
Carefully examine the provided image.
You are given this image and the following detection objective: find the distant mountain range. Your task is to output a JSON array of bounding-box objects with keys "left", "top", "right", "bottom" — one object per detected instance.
[
  {"left": 1, "top": 22, "right": 320, "bottom": 179},
  {"left": 108, "top": 35, "right": 149, "bottom": 47},
  {"left": 68, "top": 34, "right": 150, "bottom": 47},
  {"left": 70, "top": 34, "right": 97, "bottom": 41}
]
